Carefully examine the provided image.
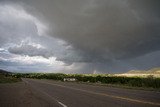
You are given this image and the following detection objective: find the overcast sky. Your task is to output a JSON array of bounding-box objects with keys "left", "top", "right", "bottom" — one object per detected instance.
[{"left": 0, "top": 0, "right": 160, "bottom": 73}]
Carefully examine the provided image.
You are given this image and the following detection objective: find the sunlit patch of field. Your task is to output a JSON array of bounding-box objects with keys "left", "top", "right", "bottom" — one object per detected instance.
[
  {"left": 114, "top": 73, "right": 160, "bottom": 78},
  {"left": 115, "top": 69, "right": 160, "bottom": 78}
]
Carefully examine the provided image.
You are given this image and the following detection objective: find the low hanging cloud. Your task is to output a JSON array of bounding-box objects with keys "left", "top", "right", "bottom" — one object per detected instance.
[{"left": 8, "top": 43, "right": 53, "bottom": 58}]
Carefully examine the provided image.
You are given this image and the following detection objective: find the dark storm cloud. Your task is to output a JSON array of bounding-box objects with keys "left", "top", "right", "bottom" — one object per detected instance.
[
  {"left": 52, "top": 0, "right": 160, "bottom": 61},
  {"left": 7, "top": 0, "right": 159, "bottom": 62},
  {"left": 127, "top": 50, "right": 160, "bottom": 70}
]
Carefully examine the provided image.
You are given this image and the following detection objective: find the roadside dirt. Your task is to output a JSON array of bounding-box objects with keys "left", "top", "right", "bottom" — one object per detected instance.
[{"left": 0, "top": 82, "right": 60, "bottom": 107}]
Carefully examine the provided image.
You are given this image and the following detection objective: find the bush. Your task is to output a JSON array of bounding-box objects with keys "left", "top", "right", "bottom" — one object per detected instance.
[{"left": 14, "top": 73, "right": 160, "bottom": 88}]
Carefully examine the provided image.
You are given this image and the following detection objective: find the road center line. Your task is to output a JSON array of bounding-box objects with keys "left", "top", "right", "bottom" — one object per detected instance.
[
  {"left": 35, "top": 80, "right": 160, "bottom": 106},
  {"left": 58, "top": 101, "right": 68, "bottom": 107}
]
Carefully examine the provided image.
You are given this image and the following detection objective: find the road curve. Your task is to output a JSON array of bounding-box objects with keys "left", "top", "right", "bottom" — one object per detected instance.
[{"left": 22, "top": 78, "right": 160, "bottom": 107}]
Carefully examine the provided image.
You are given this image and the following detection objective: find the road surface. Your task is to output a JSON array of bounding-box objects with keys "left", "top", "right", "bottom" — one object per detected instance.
[{"left": 1, "top": 78, "right": 160, "bottom": 107}]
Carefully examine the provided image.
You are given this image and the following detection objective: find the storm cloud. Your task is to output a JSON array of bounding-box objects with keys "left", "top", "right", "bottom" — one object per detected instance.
[
  {"left": 17, "top": 0, "right": 160, "bottom": 61},
  {"left": 0, "top": 0, "right": 160, "bottom": 73},
  {"left": 8, "top": 43, "right": 52, "bottom": 58}
]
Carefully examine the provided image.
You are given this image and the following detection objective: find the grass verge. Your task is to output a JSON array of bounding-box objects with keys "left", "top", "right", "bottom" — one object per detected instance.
[{"left": 0, "top": 74, "right": 21, "bottom": 83}]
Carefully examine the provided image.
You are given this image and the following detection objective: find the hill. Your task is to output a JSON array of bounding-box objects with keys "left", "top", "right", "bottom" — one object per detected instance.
[
  {"left": 147, "top": 68, "right": 160, "bottom": 74},
  {"left": 127, "top": 67, "right": 160, "bottom": 74},
  {"left": 115, "top": 67, "right": 160, "bottom": 78},
  {"left": 0, "top": 69, "right": 11, "bottom": 74}
]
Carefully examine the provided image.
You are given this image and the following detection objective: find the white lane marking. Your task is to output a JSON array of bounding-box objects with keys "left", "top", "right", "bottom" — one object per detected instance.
[
  {"left": 22, "top": 79, "right": 68, "bottom": 107},
  {"left": 32, "top": 79, "right": 160, "bottom": 106},
  {"left": 58, "top": 101, "right": 68, "bottom": 107}
]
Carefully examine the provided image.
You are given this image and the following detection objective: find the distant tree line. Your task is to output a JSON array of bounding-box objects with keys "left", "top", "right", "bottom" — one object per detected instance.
[{"left": 12, "top": 73, "right": 160, "bottom": 88}]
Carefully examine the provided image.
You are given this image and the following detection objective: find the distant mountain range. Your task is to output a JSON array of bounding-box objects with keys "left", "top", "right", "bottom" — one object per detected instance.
[{"left": 126, "top": 67, "right": 160, "bottom": 74}]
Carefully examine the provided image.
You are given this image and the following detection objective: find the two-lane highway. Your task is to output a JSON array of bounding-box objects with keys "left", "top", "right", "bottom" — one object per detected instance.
[{"left": 22, "top": 78, "right": 160, "bottom": 107}]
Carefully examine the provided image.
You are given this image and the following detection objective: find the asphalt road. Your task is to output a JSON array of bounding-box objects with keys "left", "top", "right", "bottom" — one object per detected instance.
[{"left": 21, "top": 78, "right": 160, "bottom": 107}]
